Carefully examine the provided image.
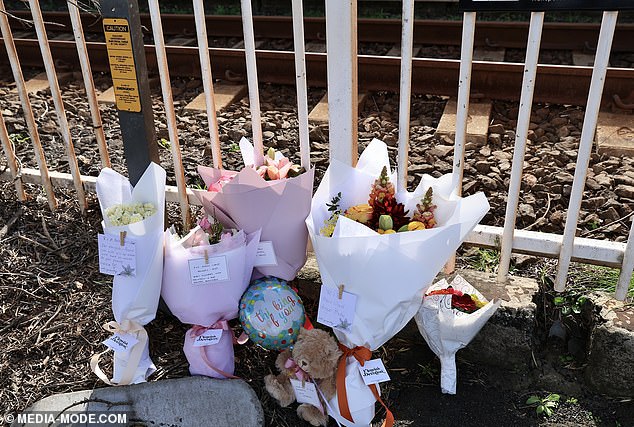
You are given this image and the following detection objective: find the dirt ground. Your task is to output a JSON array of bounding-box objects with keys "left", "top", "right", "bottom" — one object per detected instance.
[{"left": 1, "top": 182, "right": 633, "bottom": 426}]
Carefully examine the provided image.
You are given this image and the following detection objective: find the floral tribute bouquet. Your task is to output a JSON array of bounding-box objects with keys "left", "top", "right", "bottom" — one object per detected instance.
[
  {"left": 415, "top": 275, "right": 500, "bottom": 394},
  {"left": 196, "top": 138, "right": 314, "bottom": 281},
  {"left": 306, "top": 139, "right": 489, "bottom": 426},
  {"left": 161, "top": 209, "right": 260, "bottom": 379},
  {"left": 91, "top": 163, "right": 166, "bottom": 385}
]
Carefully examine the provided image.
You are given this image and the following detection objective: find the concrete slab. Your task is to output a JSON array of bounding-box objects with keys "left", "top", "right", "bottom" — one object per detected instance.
[
  {"left": 231, "top": 40, "right": 265, "bottom": 49},
  {"left": 596, "top": 111, "right": 634, "bottom": 156},
  {"left": 435, "top": 99, "right": 492, "bottom": 147},
  {"left": 98, "top": 78, "right": 162, "bottom": 106},
  {"left": 473, "top": 47, "right": 506, "bottom": 62},
  {"left": 385, "top": 45, "right": 422, "bottom": 57},
  {"left": 305, "top": 42, "right": 326, "bottom": 53},
  {"left": 308, "top": 92, "right": 368, "bottom": 125},
  {"left": 11, "top": 72, "right": 73, "bottom": 95},
  {"left": 584, "top": 292, "right": 634, "bottom": 397},
  {"left": 167, "top": 36, "right": 197, "bottom": 46},
  {"left": 13, "top": 377, "right": 264, "bottom": 427},
  {"left": 97, "top": 86, "right": 116, "bottom": 105},
  {"left": 184, "top": 83, "right": 247, "bottom": 112},
  {"left": 572, "top": 51, "right": 597, "bottom": 67}
]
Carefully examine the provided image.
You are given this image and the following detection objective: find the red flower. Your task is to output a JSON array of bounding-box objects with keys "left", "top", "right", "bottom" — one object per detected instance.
[{"left": 452, "top": 294, "right": 477, "bottom": 313}]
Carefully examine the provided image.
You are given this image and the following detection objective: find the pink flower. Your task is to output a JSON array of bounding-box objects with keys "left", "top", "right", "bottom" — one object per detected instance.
[
  {"left": 252, "top": 147, "right": 301, "bottom": 180},
  {"left": 197, "top": 215, "right": 211, "bottom": 232},
  {"left": 207, "top": 173, "right": 234, "bottom": 192}
]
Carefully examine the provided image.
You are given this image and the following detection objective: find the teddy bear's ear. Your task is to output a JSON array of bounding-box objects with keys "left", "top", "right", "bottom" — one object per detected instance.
[{"left": 298, "top": 327, "right": 308, "bottom": 338}]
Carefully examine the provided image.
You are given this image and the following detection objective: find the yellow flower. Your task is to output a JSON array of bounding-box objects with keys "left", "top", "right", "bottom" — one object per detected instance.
[{"left": 344, "top": 204, "right": 373, "bottom": 225}]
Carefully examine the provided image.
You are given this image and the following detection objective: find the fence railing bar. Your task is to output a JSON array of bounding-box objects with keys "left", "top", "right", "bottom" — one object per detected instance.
[
  {"left": 193, "top": 0, "right": 222, "bottom": 169},
  {"left": 67, "top": 0, "right": 110, "bottom": 169},
  {"left": 468, "top": 224, "right": 626, "bottom": 269},
  {"left": 325, "top": 0, "right": 358, "bottom": 167},
  {"left": 0, "top": 0, "right": 57, "bottom": 210},
  {"left": 397, "top": 0, "right": 415, "bottom": 193},
  {"left": 554, "top": 11, "right": 619, "bottom": 292},
  {"left": 241, "top": 0, "right": 265, "bottom": 167},
  {"left": 0, "top": 110, "right": 26, "bottom": 200},
  {"left": 446, "top": 11, "right": 476, "bottom": 274},
  {"left": 291, "top": 0, "right": 311, "bottom": 171},
  {"left": 4, "top": 166, "right": 629, "bottom": 268},
  {"left": 616, "top": 218, "right": 634, "bottom": 300},
  {"left": 498, "top": 12, "right": 545, "bottom": 282},
  {"left": 29, "top": 0, "right": 87, "bottom": 213},
  {"left": 148, "top": 0, "right": 191, "bottom": 228}
]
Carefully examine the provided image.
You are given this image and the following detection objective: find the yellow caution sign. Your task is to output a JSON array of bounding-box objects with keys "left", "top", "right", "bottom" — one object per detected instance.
[{"left": 103, "top": 18, "right": 141, "bottom": 112}]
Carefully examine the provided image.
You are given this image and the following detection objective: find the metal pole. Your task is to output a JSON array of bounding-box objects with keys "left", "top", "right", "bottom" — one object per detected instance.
[
  {"left": 555, "top": 12, "right": 618, "bottom": 292},
  {"left": 101, "top": 0, "right": 159, "bottom": 186},
  {"left": 498, "top": 12, "right": 544, "bottom": 282}
]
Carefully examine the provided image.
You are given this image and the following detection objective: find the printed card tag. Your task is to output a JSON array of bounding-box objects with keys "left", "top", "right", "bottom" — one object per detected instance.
[
  {"left": 359, "top": 359, "right": 391, "bottom": 385},
  {"left": 103, "top": 332, "right": 139, "bottom": 355},
  {"left": 254, "top": 241, "right": 278, "bottom": 267},
  {"left": 317, "top": 285, "right": 357, "bottom": 332},
  {"left": 188, "top": 256, "right": 230, "bottom": 285},
  {"left": 290, "top": 379, "right": 323, "bottom": 410},
  {"left": 193, "top": 329, "right": 223, "bottom": 347},
  {"left": 98, "top": 233, "right": 136, "bottom": 276}
]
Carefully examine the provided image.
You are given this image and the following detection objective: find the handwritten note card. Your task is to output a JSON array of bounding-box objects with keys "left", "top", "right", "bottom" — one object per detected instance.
[
  {"left": 317, "top": 285, "right": 357, "bottom": 332},
  {"left": 358, "top": 359, "right": 390, "bottom": 385},
  {"left": 254, "top": 241, "right": 278, "bottom": 267},
  {"left": 103, "top": 332, "right": 139, "bottom": 355},
  {"left": 188, "top": 256, "right": 229, "bottom": 285},
  {"left": 290, "top": 379, "right": 323, "bottom": 409},
  {"left": 98, "top": 233, "right": 137, "bottom": 276},
  {"left": 193, "top": 329, "right": 223, "bottom": 347}
]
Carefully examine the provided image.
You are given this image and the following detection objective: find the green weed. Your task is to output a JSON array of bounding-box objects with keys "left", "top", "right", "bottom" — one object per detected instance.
[{"left": 526, "top": 393, "right": 560, "bottom": 417}]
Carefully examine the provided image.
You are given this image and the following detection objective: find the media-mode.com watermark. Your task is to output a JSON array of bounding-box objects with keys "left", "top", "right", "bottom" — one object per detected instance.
[{"left": 1, "top": 411, "right": 129, "bottom": 426}]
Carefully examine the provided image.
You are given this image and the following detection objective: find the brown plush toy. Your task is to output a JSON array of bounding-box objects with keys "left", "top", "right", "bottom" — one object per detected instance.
[{"left": 264, "top": 327, "right": 342, "bottom": 426}]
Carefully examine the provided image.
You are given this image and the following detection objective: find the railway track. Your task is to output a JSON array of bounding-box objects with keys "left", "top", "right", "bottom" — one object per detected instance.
[{"left": 1, "top": 11, "right": 633, "bottom": 106}]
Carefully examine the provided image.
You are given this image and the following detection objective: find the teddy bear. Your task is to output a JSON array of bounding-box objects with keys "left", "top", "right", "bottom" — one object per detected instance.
[{"left": 264, "top": 327, "right": 342, "bottom": 426}]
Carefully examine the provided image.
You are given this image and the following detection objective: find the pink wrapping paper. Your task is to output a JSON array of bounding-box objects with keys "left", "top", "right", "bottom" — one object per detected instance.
[
  {"left": 183, "top": 326, "right": 235, "bottom": 379},
  {"left": 196, "top": 165, "right": 314, "bottom": 281},
  {"left": 161, "top": 228, "right": 261, "bottom": 326}
]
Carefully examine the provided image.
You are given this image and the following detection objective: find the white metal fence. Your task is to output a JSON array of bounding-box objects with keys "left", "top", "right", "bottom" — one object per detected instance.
[{"left": 0, "top": 1, "right": 631, "bottom": 300}]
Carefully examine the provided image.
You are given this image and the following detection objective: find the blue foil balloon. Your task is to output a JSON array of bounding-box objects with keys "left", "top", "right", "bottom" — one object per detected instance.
[{"left": 239, "top": 277, "right": 305, "bottom": 350}]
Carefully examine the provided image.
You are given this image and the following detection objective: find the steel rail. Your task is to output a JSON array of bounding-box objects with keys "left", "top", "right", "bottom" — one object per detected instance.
[
  {"left": 1, "top": 37, "right": 631, "bottom": 107},
  {"left": 6, "top": 11, "right": 634, "bottom": 52}
]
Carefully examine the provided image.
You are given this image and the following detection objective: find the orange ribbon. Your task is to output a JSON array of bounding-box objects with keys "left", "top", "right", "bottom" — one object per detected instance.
[{"left": 336, "top": 343, "right": 394, "bottom": 427}]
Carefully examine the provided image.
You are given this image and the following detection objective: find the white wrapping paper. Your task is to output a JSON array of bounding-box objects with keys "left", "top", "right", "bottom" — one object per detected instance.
[
  {"left": 93, "top": 163, "right": 166, "bottom": 384},
  {"left": 306, "top": 139, "right": 489, "bottom": 425},
  {"left": 414, "top": 275, "right": 500, "bottom": 394}
]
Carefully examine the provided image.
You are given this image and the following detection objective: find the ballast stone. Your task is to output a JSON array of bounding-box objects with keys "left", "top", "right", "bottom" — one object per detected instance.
[{"left": 13, "top": 377, "right": 264, "bottom": 427}]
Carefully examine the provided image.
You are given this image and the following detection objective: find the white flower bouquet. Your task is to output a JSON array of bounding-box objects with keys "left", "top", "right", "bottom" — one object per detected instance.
[{"left": 91, "top": 163, "right": 166, "bottom": 385}]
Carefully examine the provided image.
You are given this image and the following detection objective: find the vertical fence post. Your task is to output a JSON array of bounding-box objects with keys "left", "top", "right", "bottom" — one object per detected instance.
[
  {"left": 616, "top": 220, "right": 634, "bottom": 300},
  {"left": 291, "top": 0, "right": 311, "bottom": 170},
  {"left": 0, "top": 0, "right": 56, "bottom": 209},
  {"left": 498, "top": 12, "right": 545, "bottom": 282},
  {"left": 241, "top": 0, "right": 265, "bottom": 167},
  {"left": 102, "top": 0, "right": 159, "bottom": 186},
  {"left": 397, "top": 0, "right": 415, "bottom": 192},
  {"left": 445, "top": 11, "right": 476, "bottom": 273},
  {"left": 29, "top": 0, "right": 87, "bottom": 213},
  {"left": 193, "top": 0, "right": 222, "bottom": 169},
  {"left": 148, "top": 0, "right": 191, "bottom": 228},
  {"left": 451, "top": 11, "right": 476, "bottom": 195},
  {"left": 325, "top": 0, "right": 358, "bottom": 166},
  {"left": 67, "top": 0, "right": 111, "bottom": 169},
  {"left": 0, "top": 110, "right": 26, "bottom": 200},
  {"left": 555, "top": 11, "right": 618, "bottom": 292}
]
